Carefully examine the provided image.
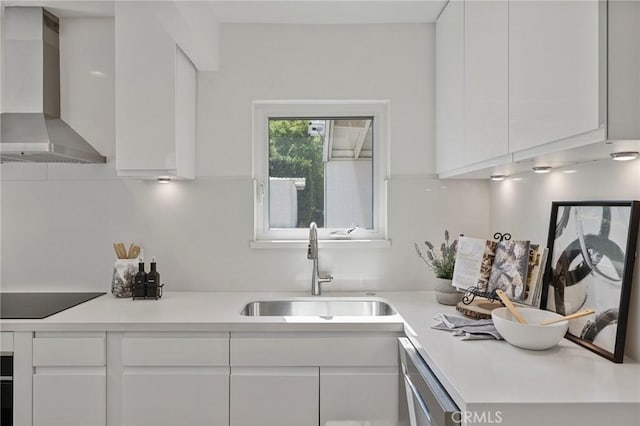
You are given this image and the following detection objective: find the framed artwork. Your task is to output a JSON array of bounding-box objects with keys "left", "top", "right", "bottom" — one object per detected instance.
[{"left": 541, "top": 201, "right": 640, "bottom": 363}]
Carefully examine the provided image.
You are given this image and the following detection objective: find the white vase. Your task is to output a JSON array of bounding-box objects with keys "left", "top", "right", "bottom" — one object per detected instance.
[{"left": 434, "top": 277, "right": 463, "bottom": 305}]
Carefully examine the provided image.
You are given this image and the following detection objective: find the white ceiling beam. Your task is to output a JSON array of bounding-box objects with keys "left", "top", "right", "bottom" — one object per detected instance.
[{"left": 353, "top": 119, "right": 371, "bottom": 159}]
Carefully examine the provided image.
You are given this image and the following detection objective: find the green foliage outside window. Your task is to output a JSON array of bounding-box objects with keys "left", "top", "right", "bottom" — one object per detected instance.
[{"left": 269, "top": 119, "right": 324, "bottom": 227}]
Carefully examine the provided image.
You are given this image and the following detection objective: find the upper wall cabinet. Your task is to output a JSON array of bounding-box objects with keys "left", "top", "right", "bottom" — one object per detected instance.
[
  {"left": 435, "top": 0, "right": 639, "bottom": 178},
  {"left": 464, "top": 0, "right": 509, "bottom": 165},
  {"left": 608, "top": 0, "right": 640, "bottom": 141},
  {"left": 508, "top": 0, "right": 604, "bottom": 156},
  {"left": 115, "top": 3, "right": 197, "bottom": 179},
  {"left": 437, "top": 0, "right": 510, "bottom": 176}
]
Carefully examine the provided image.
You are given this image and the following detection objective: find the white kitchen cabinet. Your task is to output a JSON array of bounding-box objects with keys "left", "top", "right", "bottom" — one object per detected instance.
[
  {"left": 109, "top": 333, "right": 229, "bottom": 426},
  {"left": 436, "top": 0, "right": 510, "bottom": 174},
  {"left": 608, "top": 0, "right": 640, "bottom": 141},
  {"left": 437, "top": 0, "right": 610, "bottom": 178},
  {"left": 122, "top": 371, "right": 228, "bottom": 426},
  {"left": 509, "top": 0, "right": 604, "bottom": 155},
  {"left": 464, "top": 0, "right": 509, "bottom": 165},
  {"left": 115, "top": 2, "right": 196, "bottom": 179},
  {"left": 32, "top": 333, "right": 106, "bottom": 426},
  {"left": 320, "top": 367, "right": 400, "bottom": 426},
  {"left": 230, "top": 367, "right": 319, "bottom": 426},
  {"left": 435, "top": 0, "right": 465, "bottom": 174},
  {"left": 230, "top": 332, "right": 402, "bottom": 426}
]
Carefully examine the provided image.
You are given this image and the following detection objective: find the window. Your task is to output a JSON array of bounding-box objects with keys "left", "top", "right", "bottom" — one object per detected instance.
[{"left": 252, "top": 100, "right": 389, "bottom": 242}]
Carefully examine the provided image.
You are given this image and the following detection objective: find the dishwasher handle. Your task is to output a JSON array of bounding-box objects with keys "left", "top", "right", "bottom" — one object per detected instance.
[{"left": 399, "top": 338, "right": 460, "bottom": 426}]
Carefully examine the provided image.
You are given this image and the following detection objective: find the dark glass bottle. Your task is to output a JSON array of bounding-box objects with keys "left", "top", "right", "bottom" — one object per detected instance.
[
  {"left": 133, "top": 261, "right": 146, "bottom": 299},
  {"left": 146, "top": 257, "right": 160, "bottom": 298}
]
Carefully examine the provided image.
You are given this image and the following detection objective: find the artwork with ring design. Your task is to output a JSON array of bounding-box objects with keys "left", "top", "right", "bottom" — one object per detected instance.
[{"left": 541, "top": 201, "right": 640, "bottom": 363}]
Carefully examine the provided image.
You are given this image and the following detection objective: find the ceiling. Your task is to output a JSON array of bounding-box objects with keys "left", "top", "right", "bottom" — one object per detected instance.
[
  {"left": 2, "top": 1, "right": 115, "bottom": 17},
  {"left": 1, "top": 1, "right": 447, "bottom": 23}
]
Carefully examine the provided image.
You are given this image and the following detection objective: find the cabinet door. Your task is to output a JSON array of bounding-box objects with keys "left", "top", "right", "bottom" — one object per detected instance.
[
  {"left": 32, "top": 333, "right": 106, "bottom": 426},
  {"left": 436, "top": 0, "right": 465, "bottom": 173},
  {"left": 115, "top": 3, "right": 196, "bottom": 179},
  {"left": 121, "top": 369, "right": 229, "bottom": 426},
  {"left": 509, "top": 0, "right": 602, "bottom": 152},
  {"left": 320, "top": 367, "right": 400, "bottom": 426},
  {"left": 33, "top": 372, "right": 106, "bottom": 426},
  {"left": 230, "top": 367, "right": 319, "bottom": 426},
  {"left": 464, "top": 0, "right": 509, "bottom": 164}
]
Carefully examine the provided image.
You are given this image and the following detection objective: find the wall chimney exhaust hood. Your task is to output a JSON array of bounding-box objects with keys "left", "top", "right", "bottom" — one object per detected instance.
[{"left": 0, "top": 7, "right": 106, "bottom": 163}]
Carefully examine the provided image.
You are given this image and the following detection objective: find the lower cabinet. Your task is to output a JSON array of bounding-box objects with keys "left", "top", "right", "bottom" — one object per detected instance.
[
  {"left": 230, "top": 332, "right": 402, "bottom": 426},
  {"left": 121, "top": 369, "right": 228, "bottom": 426},
  {"left": 28, "top": 330, "right": 402, "bottom": 426},
  {"left": 230, "top": 367, "right": 319, "bottom": 426},
  {"left": 320, "top": 367, "right": 400, "bottom": 426},
  {"left": 33, "top": 374, "right": 106, "bottom": 426},
  {"left": 32, "top": 333, "right": 106, "bottom": 426},
  {"left": 109, "top": 332, "right": 230, "bottom": 426}
]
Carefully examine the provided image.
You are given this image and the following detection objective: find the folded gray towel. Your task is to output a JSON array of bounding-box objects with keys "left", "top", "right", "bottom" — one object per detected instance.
[{"left": 432, "top": 313, "right": 503, "bottom": 340}]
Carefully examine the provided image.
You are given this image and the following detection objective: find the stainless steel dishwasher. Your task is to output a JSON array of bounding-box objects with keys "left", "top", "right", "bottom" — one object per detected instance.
[{"left": 399, "top": 338, "right": 460, "bottom": 426}]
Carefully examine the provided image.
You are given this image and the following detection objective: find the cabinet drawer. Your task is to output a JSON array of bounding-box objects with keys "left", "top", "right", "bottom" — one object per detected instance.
[
  {"left": 33, "top": 336, "right": 105, "bottom": 367},
  {"left": 230, "top": 333, "right": 400, "bottom": 367},
  {"left": 123, "top": 335, "right": 229, "bottom": 366}
]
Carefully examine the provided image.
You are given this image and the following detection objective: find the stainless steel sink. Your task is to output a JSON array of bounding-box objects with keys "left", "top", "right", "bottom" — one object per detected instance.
[{"left": 240, "top": 299, "right": 397, "bottom": 317}]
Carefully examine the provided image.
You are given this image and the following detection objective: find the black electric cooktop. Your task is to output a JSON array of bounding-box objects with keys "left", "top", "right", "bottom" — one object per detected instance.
[{"left": 0, "top": 292, "right": 106, "bottom": 319}]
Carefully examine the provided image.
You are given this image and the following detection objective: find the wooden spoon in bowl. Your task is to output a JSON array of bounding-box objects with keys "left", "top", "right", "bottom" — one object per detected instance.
[
  {"left": 496, "top": 290, "right": 527, "bottom": 324},
  {"left": 539, "top": 309, "right": 596, "bottom": 326}
]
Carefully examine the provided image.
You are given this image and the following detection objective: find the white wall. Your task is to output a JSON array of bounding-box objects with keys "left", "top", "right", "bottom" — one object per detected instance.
[
  {"left": 0, "top": 22, "right": 491, "bottom": 293},
  {"left": 490, "top": 159, "right": 640, "bottom": 360}
]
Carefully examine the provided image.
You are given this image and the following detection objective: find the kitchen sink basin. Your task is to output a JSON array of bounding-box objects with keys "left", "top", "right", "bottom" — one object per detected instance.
[{"left": 240, "top": 299, "right": 397, "bottom": 317}]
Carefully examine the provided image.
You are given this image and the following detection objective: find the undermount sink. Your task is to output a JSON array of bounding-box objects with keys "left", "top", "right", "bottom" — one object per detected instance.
[{"left": 240, "top": 299, "right": 397, "bottom": 317}]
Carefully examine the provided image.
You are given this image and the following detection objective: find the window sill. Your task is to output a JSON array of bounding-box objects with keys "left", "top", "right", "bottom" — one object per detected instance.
[{"left": 249, "top": 239, "right": 392, "bottom": 249}]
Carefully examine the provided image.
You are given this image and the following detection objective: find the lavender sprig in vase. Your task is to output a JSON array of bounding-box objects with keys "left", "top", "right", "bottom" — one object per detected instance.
[{"left": 415, "top": 230, "right": 463, "bottom": 305}]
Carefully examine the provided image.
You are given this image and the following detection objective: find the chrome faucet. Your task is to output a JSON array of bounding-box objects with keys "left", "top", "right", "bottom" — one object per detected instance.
[{"left": 307, "top": 222, "right": 333, "bottom": 296}]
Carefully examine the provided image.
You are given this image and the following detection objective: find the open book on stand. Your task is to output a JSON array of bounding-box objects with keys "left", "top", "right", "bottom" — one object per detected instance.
[{"left": 452, "top": 236, "right": 547, "bottom": 304}]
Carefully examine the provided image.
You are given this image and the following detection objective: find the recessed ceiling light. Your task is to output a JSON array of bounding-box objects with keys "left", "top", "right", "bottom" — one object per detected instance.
[
  {"left": 533, "top": 166, "right": 552, "bottom": 174},
  {"left": 490, "top": 175, "right": 506, "bottom": 181},
  {"left": 511, "top": 177, "right": 523, "bottom": 181},
  {"left": 563, "top": 169, "right": 577, "bottom": 174},
  {"left": 610, "top": 151, "right": 639, "bottom": 161},
  {"left": 157, "top": 177, "right": 171, "bottom": 184}
]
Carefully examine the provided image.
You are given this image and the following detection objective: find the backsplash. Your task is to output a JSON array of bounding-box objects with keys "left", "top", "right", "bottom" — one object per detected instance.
[{"left": 0, "top": 165, "right": 490, "bottom": 292}]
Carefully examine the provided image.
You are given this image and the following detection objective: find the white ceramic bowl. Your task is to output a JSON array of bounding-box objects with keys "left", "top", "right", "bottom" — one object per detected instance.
[{"left": 491, "top": 307, "right": 569, "bottom": 350}]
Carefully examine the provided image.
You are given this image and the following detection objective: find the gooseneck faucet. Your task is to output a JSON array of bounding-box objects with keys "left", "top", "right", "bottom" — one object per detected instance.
[{"left": 308, "top": 222, "right": 333, "bottom": 296}]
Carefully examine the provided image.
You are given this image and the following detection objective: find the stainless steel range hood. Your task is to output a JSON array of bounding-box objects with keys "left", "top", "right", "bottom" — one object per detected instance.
[{"left": 0, "top": 7, "right": 106, "bottom": 163}]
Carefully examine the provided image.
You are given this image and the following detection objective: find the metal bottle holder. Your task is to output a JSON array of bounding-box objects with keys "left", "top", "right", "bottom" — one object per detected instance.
[{"left": 132, "top": 282, "right": 165, "bottom": 300}]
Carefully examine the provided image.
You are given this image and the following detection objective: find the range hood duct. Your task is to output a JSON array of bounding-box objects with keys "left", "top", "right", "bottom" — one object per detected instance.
[{"left": 0, "top": 7, "right": 106, "bottom": 163}]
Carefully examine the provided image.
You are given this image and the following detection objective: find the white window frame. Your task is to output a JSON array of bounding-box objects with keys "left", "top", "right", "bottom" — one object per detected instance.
[{"left": 252, "top": 100, "right": 390, "bottom": 244}]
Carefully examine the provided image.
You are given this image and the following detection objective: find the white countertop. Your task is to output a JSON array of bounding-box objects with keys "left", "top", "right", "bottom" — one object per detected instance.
[
  {"left": 2, "top": 290, "right": 639, "bottom": 412},
  {"left": 0, "top": 291, "right": 405, "bottom": 332},
  {"left": 386, "top": 291, "right": 640, "bottom": 410}
]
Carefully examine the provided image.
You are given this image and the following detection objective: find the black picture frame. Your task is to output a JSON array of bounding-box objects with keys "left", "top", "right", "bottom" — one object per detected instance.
[{"left": 541, "top": 201, "right": 640, "bottom": 363}]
